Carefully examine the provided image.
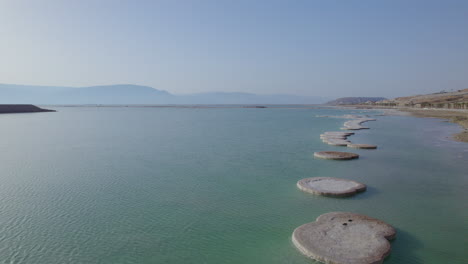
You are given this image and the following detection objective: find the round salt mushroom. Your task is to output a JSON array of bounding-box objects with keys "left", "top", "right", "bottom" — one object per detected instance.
[
  {"left": 292, "top": 212, "right": 396, "bottom": 264},
  {"left": 314, "top": 151, "right": 359, "bottom": 160},
  {"left": 347, "top": 143, "right": 377, "bottom": 149},
  {"left": 323, "top": 131, "right": 354, "bottom": 136},
  {"left": 297, "top": 177, "right": 366, "bottom": 197},
  {"left": 324, "top": 139, "right": 350, "bottom": 146},
  {"left": 320, "top": 135, "right": 347, "bottom": 139}
]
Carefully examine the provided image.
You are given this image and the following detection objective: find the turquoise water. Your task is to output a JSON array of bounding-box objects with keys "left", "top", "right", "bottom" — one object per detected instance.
[{"left": 0, "top": 107, "right": 466, "bottom": 264}]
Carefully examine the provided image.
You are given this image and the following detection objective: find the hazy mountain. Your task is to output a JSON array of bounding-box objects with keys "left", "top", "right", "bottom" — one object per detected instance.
[
  {"left": 0, "top": 83, "right": 328, "bottom": 104},
  {"left": 0, "top": 84, "right": 174, "bottom": 104},
  {"left": 55, "top": 85, "right": 174, "bottom": 104}
]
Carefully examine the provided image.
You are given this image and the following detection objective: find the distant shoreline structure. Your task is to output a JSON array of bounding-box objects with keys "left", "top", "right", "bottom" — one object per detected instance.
[
  {"left": 326, "top": 90, "right": 468, "bottom": 143},
  {"left": 329, "top": 89, "right": 468, "bottom": 110},
  {"left": 339, "top": 105, "right": 468, "bottom": 143},
  {"left": 0, "top": 104, "right": 56, "bottom": 114}
]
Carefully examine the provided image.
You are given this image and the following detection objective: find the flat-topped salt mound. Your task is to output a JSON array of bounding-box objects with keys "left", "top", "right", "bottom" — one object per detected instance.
[
  {"left": 322, "top": 139, "right": 350, "bottom": 146},
  {"left": 347, "top": 143, "right": 377, "bottom": 149},
  {"left": 314, "top": 151, "right": 359, "bottom": 160},
  {"left": 321, "top": 134, "right": 351, "bottom": 138},
  {"left": 292, "top": 212, "right": 396, "bottom": 264},
  {"left": 297, "top": 177, "right": 366, "bottom": 197},
  {"left": 321, "top": 137, "right": 347, "bottom": 141},
  {"left": 321, "top": 138, "right": 349, "bottom": 142},
  {"left": 341, "top": 126, "right": 370, "bottom": 130},
  {"left": 320, "top": 132, "right": 354, "bottom": 146},
  {"left": 342, "top": 118, "right": 376, "bottom": 130},
  {"left": 323, "top": 131, "right": 355, "bottom": 136}
]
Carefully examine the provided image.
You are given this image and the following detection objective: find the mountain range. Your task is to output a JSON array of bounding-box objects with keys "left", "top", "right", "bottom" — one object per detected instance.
[{"left": 0, "top": 84, "right": 328, "bottom": 105}]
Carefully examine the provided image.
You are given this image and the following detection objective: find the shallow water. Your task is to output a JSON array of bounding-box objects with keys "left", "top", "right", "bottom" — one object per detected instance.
[{"left": 0, "top": 107, "right": 466, "bottom": 264}]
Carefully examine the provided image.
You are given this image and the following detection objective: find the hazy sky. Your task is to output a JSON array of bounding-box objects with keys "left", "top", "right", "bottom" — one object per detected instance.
[{"left": 1, "top": 0, "right": 467, "bottom": 97}]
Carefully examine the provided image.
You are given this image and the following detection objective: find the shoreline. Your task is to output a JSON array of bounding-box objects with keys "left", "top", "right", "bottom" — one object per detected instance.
[
  {"left": 342, "top": 105, "right": 468, "bottom": 143},
  {"left": 398, "top": 108, "right": 468, "bottom": 143}
]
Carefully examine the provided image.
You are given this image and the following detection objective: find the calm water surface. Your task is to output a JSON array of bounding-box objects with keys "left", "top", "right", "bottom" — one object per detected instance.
[{"left": 0, "top": 107, "right": 466, "bottom": 264}]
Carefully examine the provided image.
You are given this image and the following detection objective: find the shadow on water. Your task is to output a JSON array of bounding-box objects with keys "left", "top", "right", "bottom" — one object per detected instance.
[
  {"left": 348, "top": 186, "right": 380, "bottom": 200},
  {"left": 296, "top": 186, "right": 380, "bottom": 202},
  {"left": 385, "top": 229, "right": 423, "bottom": 264}
]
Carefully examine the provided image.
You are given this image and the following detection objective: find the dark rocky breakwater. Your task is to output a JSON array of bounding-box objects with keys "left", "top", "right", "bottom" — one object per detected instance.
[{"left": 0, "top": 104, "right": 55, "bottom": 114}]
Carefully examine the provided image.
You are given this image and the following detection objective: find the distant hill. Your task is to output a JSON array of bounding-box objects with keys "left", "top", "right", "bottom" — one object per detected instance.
[
  {"left": 56, "top": 84, "right": 174, "bottom": 104},
  {"left": 0, "top": 84, "right": 174, "bottom": 104},
  {"left": 326, "top": 97, "right": 387, "bottom": 105},
  {"left": 0, "top": 83, "right": 327, "bottom": 104}
]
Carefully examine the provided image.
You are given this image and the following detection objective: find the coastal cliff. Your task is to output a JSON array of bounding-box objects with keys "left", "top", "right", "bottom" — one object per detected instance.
[{"left": 0, "top": 104, "right": 55, "bottom": 114}]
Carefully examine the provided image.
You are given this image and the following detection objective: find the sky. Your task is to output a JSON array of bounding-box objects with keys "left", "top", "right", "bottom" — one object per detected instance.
[{"left": 0, "top": 0, "right": 467, "bottom": 97}]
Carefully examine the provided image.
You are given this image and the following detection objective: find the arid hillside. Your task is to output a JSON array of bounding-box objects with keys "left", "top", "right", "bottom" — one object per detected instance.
[{"left": 375, "top": 89, "right": 468, "bottom": 109}]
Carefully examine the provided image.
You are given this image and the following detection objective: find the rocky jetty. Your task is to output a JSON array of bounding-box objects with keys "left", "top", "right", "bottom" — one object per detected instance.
[
  {"left": 0, "top": 104, "right": 55, "bottom": 114},
  {"left": 314, "top": 151, "right": 359, "bottom": 160},
  {"left": 292, "top": 212, "right": 396, "bottom": 264},
  {"left": 297, "top": 177, "right": 366, "bottom": 197}
]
